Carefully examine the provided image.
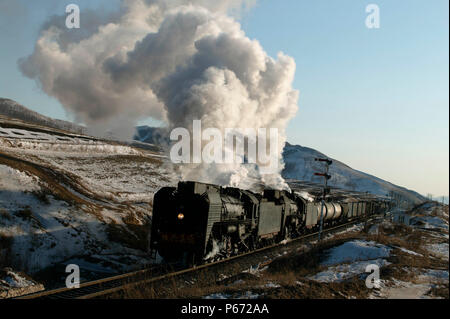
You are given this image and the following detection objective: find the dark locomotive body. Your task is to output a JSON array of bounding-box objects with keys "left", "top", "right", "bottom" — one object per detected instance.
[{"left": 150, "top": 181, "right": 390, "bottom": 265}]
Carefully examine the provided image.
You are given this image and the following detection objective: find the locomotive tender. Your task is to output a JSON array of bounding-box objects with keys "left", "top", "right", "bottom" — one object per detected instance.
[{"left": 149, "top": 181, "right": 390, "bottom": 265}]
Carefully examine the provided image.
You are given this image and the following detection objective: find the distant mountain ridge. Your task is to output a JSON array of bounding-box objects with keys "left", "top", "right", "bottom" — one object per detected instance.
[
  {"left": 0, "top": 98, "right": 427, "bottom": 204},
  {"left": 282, "top": 142, "right": 426, "bottom": 204},
  {"left": 0, "top": 98, "right": 87, "bottom": 135},
  {"left": 134, "top": 125, "right": 170, "bottom": 146}
]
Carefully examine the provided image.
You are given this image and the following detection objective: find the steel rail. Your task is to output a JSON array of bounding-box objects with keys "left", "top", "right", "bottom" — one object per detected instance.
[
  {"left": 17, "top": 215, "right": 383, "bottom": 299},
  {"left": 17, "top": 218, "right": 373, "bottom": 299},
  {"left": 78, "top": 219, "right": 368, "bottom": 299}
]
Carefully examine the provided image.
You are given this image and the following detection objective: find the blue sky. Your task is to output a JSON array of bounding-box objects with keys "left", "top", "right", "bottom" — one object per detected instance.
[{"left": 0, "top": 0, "right": 448, "bottom": 196}]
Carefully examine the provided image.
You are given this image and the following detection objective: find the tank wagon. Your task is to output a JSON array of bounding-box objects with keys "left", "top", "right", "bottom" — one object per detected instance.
[{"left": 149, "top": 181, "right": 390, "bottom": 265}]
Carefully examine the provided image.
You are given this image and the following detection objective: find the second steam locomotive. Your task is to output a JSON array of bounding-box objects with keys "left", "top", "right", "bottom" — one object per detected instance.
[{"left": 149, "top": 181, "right": 390, "bottom": 265}]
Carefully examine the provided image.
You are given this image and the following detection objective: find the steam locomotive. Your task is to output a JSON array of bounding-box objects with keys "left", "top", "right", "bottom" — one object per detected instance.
[{"left": 149, "top": 181, "right": 390, "bottom": 265}]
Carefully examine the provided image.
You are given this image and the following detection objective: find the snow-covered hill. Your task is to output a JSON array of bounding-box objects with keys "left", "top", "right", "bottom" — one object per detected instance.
[
  {"left": 0, "top": 110, "right": 177, "bottom": 291},
  {"left": 282, "top": 143, "right": 426, "bottom": 205},
  {"left": 0, "top": 98, "right": 87, "bottom": 135}
]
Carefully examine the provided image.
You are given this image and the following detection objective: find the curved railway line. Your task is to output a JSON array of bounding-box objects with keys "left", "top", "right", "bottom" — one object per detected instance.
[{"left": 16, "top": 215, "right": 385, "bottom": 299}]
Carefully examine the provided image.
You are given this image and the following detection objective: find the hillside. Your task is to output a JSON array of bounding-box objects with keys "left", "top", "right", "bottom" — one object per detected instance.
[
  {"left": 282, "top": 143, "right": 426, "bottom": 205},
  {"left": 0, "top": 111, "right": 176, "bottom": 290},
  {"left": 0, "top": 98, "right": 87, "bottom": 135}
]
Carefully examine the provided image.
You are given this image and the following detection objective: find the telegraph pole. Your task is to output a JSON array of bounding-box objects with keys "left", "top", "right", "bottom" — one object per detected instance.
[{"left": 314, "top": 158, "right": 332, "bottom": 241}]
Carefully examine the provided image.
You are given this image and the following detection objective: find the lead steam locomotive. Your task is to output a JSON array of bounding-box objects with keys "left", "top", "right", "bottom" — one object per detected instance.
[{"left": 149, "top": 181, "right": 390, "bottom": 265}]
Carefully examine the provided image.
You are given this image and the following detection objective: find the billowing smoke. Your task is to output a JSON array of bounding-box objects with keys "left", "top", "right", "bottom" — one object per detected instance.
[{"left": 19, "top": 0, "right": 299, "bottom": 190}]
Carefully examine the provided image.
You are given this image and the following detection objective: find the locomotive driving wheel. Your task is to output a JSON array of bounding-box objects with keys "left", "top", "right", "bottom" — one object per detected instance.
[
  {"left": 223, "top": 235, "right": 233, "bottom": 258},
  {"left": 205, "top": 235, "right": 234, "bottom": 262},
  {"left": 283, "top": 226, "right": 290, "bottom": 240}
]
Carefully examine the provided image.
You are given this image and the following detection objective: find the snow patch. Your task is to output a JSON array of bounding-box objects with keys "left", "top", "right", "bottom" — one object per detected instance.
[
  {"left": 203, "top": 293, "right": 230, "bottom": 299},
  {"left": 309, "top": 258, "right": 390, "bottom": 283},
  {"left": 0, "top": 269, "right": 35, "bottom": 288},
  {"left": 264, "top": 282, "right": 281, "bottom": 288},
  {"left": 417, "top": 269, "right": 449, "bottom": 284},
  {"left": 321, "top": 240, "right": 391, "bottom": 266},
  {"left": 426, "top": 243, "right": 449, "bottom": 260},
  {"left": 395, "top": 247, "right": 423, "bottom": 257},
  {"left": 0, "top": 268, "right": 45, "bottom": 298},
  {"left": 413, "top": 216, "right": 448, "bottom": 231}
]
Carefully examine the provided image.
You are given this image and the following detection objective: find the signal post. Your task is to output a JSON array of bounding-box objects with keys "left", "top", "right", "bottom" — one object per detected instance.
[{"left": 314, "top": 158, "right": 332, "bottom": 241}]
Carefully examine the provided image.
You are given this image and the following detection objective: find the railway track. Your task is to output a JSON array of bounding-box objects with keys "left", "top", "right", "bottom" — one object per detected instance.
[{"left": 17, "top": 215, "right": 384, "bottom": 299}]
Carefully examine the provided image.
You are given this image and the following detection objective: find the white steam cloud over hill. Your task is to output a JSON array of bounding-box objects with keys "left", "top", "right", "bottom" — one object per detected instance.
[{"left": 19, "top": 0, "right": 299, "bottom": 189}]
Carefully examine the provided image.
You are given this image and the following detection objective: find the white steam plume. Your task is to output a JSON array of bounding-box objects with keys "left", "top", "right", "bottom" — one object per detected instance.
[{"left": 19, "top": 0, "right": 299, "bottom": 190}]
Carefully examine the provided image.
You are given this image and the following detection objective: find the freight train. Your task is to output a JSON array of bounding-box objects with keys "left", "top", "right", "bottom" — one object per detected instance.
[{"left": 149, "top": 181, "right": 390, "bottom": 265}]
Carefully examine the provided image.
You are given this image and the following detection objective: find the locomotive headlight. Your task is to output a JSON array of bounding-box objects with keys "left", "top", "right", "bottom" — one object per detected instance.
[{"left": 177, "top": 213, "right": 185, "bottom": 220}]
